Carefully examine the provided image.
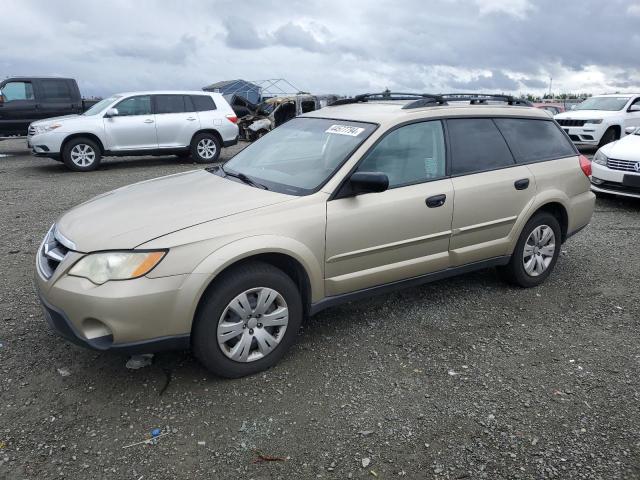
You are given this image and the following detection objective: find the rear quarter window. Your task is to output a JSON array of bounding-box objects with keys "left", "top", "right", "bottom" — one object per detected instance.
[
  {"left": 447, "top": 118, "right": 515, "bottom": 175},
  {"left": 191, "top": 95, "right": 216, "bottom": 112},
  {"left": 494, "top": 118, "right": 576, "bottom": 163}
]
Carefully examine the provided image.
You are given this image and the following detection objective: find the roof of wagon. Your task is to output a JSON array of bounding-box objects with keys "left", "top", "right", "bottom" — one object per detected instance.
[{"left": 302, "top": 101, "right": 550, "bottom": 126}]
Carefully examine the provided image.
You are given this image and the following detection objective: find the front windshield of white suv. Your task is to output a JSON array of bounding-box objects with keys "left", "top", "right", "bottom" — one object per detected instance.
[
  {"left": 574, "top": 96, "right": 630, "bottom": 111},
  {"left": 220, "top": 117, "right": 377, "bottom": 195},
  {"left": 82, "top": 96, "right": 120, "bottom": 116}
]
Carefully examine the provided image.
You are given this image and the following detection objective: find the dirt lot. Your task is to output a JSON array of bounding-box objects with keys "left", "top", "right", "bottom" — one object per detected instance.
[{"left": 1, "top": 138, "right": 639, "bottom": 480}]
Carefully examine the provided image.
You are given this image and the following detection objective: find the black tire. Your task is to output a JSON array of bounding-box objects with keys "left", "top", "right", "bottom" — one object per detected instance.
[
  {"left": 61, "top": 137, "right": 102, "bottom": 172},
  {"left": 192, "top": 261, "right": 303, "bottom": 378},
  {"left": 498, "top": 212, "right": 561, "bottom": 288},
  {"left": 598, "top": 127, "right": 618, "bottom": 147},
  {"left": 190, "top": 133, "right": 221, "bottom": 163}
]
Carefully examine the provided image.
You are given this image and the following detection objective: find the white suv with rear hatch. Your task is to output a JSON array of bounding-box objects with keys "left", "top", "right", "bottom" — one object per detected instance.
[
  {"left": 554, "top": 94, "right": 640, "bottom": 147},
  {"left": 27, "top": 90, "right": 239, "bottom": 171}
]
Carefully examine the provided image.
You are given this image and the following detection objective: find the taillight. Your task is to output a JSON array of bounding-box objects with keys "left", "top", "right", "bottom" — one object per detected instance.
[
  {"left": 225, "top": 114, "right": 238, "bottom": 124},
  {"left": 579, "top": 154, "right": 592, "bottom": 177}
]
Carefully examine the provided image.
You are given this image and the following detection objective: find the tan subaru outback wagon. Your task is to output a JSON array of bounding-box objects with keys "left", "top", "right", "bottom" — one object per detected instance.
[{"left": 35, "top": 93, "right": 595, "bottom": 378}]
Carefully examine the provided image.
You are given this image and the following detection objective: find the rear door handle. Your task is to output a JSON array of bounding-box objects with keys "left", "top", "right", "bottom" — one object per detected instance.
[
  {"left": 514, "top": 178, "right": 530, "bottom": 190},
  {"left": 186, "top": 117, "right": 197, "bottom": 121},
  {"left": 144, "top": 119, "right": 154, "bottom": 124},
  {"left": 426, "top": 194, "right": 447, "bottom": 208}
]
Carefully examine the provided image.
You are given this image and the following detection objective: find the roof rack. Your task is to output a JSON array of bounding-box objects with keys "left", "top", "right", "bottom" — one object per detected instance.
[
  {"left": 329, "top": 91, "right": 446, "bottom": 107},
  {"left": 440, "top": 93, "right": 533, "bottom": 106}
]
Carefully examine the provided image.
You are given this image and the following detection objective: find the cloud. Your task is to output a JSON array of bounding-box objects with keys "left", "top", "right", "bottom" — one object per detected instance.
[
  {"left": 271, "top": 22, "right": 326, "bottom": 53},
  {"left": 222, "top": 16, "right": 269, "bottom": 49},
  {"left": 449, "top": 71, "right": 520, "bottom": 91}
]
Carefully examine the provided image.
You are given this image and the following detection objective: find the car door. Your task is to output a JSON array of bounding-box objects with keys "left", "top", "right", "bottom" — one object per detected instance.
[
  {"left": 624, "top": 96, "right": 640, "bottom": 132},
  {"left": 153, "top": 94, "right": 200, "bottom": 148},
  {"left": 103, "top": 95, "right": 157, "bottom": 150},
  {"left": 35, "top": 79, "right": 78, "bottom": 118},
  {"left": 0, "top": 80, "right": 39, "bottom": 129},
  {"left": 325, "top": 120, "right": 454, "bottom": 296},
  {"left": 447, "top": 118, "right": 536, "bottom": 267}
]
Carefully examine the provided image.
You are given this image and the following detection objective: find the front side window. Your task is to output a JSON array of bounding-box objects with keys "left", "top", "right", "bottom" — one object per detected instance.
[
  {"left": 41, "top": 80, "right": 72, "bottom": 101},
  {"left": 574, "top": 96, "right": 630, "bottom": 111},
  {"left": 114, "top": 96, "right": 152, "bottom": 116},
  {"left": 221, "top": 117, "right": 377, "bottom": 195},
  {"left": 1, "top": 81, "right": 35, "bottom": 101},
  {"left": 495, "top": 118, "right": 576, "bottom": 163},
  {"left": 155, "top": 95, "right": 186, "bottom": 114},
  {"left": 356, "top": 121, "right": 446, "bottom": 188},
  {"left": 448, "top": 118, "right": 515, "bottom": 175},
  {"left": 84, "top": 96, "right": 120, "bottom": 116}
]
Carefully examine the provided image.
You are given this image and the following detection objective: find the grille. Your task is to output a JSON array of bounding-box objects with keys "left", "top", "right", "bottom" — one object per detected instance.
[
  {"left": 28, "top": 125, "right": 36, "bottom": 137},
  {"left": 38, "top": 226, "right": 70, "bottom": 279},
  {"left": 557, "top": 119, "right": 587, "bottom": 127},
  {"left": 607, "top": 158, "right": 640, "bottom": 172}
]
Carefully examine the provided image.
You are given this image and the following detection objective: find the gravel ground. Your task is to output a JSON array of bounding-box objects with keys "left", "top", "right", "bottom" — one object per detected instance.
[{"left": 1, "top": 138, "right": 639, "bottom": 480}]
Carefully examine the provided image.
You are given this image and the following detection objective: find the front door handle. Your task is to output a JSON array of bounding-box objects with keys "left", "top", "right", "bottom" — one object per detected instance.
[
  {"left": 186, "top": 117, "right": 197, "bottom": 121},
  {"left": 426, "top": 194, "right": 447, "bottom": 208},
  {"left": 514, "top": 178, "right": 530, "bottom": 190},
  {"left": 143, "top": 119, "right": 154, "bottom": 124}
]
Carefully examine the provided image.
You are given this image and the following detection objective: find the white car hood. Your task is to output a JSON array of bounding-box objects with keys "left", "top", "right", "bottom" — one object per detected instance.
[
  {"left": 31, "top": 114, "right": 82, "bottom": 126},
  {"left": 601, "top": 133, "right": 640, "bottom": 161},
  {"left": 555, "top": 110, "right": 621, "bottom": 120}
]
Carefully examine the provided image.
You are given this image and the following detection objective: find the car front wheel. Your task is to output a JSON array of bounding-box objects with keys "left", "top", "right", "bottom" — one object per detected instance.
[
  {"left": 192, "top": 261, "right": 302, "bottom": 378},
  {"left": 62, "top": 138, "right": 102, "bottom": 172},
  {"left": 499, "top": 212, "right": 561, "bottom": 288}
]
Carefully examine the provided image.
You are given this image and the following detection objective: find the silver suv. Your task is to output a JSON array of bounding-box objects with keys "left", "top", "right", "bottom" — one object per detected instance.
[
  {"left": 27, "top": 91, "right": 239, "bottom": 171},
  {"left": 35, "top": 93, "right": 595, "bottom": 378}
]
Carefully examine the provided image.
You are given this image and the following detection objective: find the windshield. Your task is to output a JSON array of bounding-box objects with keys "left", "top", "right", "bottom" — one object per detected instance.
[
  {"left": 222, "top": 117, "right": 377, "bottom": 195},
  {"left": 83, "top": 96, "right": 119, "bottom": 116},
  {"left": 574, "top": 96, "right": 630, "bottom": 111}
]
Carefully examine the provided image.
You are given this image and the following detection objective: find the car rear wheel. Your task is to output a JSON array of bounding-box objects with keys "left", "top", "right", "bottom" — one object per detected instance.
[
  {"left": 192, "top": 261, "right": 302, "bottom": 378},
  {"left": 190, "top": 133, "right": 221, "bottom": 163},
  {"left": 598, "top": 127, "right": 618, "bottom": 147},
  {"left": 498, "top": 212, "right": 561, "bottom": 288},
  {"left": 62, "top": 138, "right": 102, "bottom": 172}
]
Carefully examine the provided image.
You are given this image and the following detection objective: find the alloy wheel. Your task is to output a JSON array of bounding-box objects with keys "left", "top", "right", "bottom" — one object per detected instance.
[
  {"left": 70, "top": 144, "right": 96, "bottom": 167},
  {"left": 522, "top": 225, "right": 556, "bottom": 277},
  {"left": 197, "top": 138, "right": 217, "bottom": 160},
  {"left": 217, "top": 287, "right": 289, "bottom": 363}
]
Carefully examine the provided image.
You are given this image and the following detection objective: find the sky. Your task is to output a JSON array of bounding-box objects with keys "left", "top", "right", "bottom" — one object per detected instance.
[{"left": 1, "top": 0, "right": 639, "bottom": 98}]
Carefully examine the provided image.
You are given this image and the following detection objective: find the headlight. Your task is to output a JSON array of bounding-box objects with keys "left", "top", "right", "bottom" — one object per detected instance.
[
  {"left": 69, "top": 251, "right": 166, "bottom": 285},
  {"left": 585, "top": 119, "right": 603, "bottom": 124},
  {"left": 593, "top": 150, "right": 608, "bottom": 165},
  {"left": 34, "top": 123, "right": 62, "bottom": 134}
]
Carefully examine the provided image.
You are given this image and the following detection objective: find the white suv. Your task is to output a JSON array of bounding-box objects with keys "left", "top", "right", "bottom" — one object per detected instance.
[
  {"left": 554, "top": 94, "right": 640, "bottom": 147},
  {"left": 27, "top": 91, "right": 239, "bottom": 171}
]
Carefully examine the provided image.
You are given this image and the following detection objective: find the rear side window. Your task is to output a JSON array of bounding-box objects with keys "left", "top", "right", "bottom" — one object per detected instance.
[
  {"left": 155, "top": 95, "right": 186, "bottom": 114},
  {"left": 191, "top": 95, "right": 216, "bottom": 112},
  {"left": 494, "top": 118, "right": 577, "bottom": 163},
  {"left": 447, "top": 118, "right": 515, "bottom": 175},
  {"left": 357, "top": 120, "right": 446, "bottom": 188},
  {"left": 40, "top": 80, "right": 73, "bottom": 101}
]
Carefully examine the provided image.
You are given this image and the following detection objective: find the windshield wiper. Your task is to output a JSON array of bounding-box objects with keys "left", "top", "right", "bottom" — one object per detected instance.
[{"left": 220, "top": 165, "right": 268, "bottom": 190}]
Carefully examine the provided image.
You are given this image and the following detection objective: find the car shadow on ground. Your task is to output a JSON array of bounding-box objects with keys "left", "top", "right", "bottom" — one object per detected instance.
[{"left": 27, "top": 155, "right": 204, "bottom": 173}]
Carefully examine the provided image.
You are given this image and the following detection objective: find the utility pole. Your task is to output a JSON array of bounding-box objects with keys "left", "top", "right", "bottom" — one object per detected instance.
[{"left": 548, "top": 76, "right": 553, "bottom": 99}]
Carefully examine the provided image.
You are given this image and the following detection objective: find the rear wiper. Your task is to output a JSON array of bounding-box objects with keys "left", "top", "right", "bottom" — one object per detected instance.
[{"left": 220, "top": 165, "right": 268, "bottom": 190}]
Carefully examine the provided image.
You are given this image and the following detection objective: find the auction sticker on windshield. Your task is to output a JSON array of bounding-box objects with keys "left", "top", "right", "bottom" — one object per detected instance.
[{"left": 325, "top": 125, "right": 365, "bottom": 136}]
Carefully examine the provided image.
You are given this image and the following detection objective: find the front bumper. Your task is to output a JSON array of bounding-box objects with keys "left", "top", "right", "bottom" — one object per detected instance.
[
  {"left": 35, "top": 253, "right": 194, "bottom": 353},
  {"left": 559, "top": 124, "right": 606, "bottom": 145},
  {"left": 27, "top": 131, "right": 65, "bottom": 157},
  {"left": 591, "top": 162, "right": 640, "bottom": 199}
]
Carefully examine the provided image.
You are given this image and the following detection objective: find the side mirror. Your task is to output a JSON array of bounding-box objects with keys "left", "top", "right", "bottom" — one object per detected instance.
[
  {"left": 105, "top": 108, "right": 119, "bottom": 118},
  {"left": 348, "top": 171, "right": 389, "bottom": 195},
  {"left": 628, "top": 104, "right": 640, "bottom": 112},
  {"left": 625, "top": 126, "right": 638, "bottom": 135}
]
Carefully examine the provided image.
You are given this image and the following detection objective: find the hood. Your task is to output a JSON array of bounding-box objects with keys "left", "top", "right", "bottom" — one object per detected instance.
[
  {"left": 601, "top": 132, "right": 640, "bottom": 161},
  {"left": 31, "top": 114, "right": 82, "bottom": 126},
  {"left": 56, "top": 170, "right": 294, "bottom": 252},
  {"left": 554, "top": 110, "right": 621, "bottom": 120}
]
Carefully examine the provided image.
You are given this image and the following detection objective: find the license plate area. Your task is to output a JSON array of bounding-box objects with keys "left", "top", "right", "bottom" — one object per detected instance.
[{"left": 622, "top": 175, "right": 640, "bottom": 187}]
